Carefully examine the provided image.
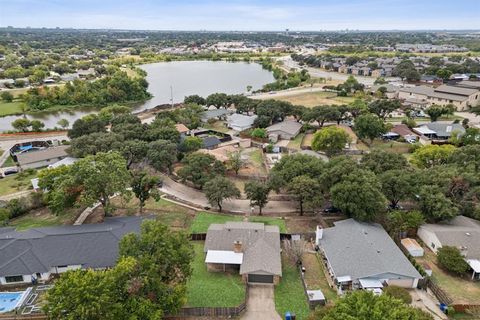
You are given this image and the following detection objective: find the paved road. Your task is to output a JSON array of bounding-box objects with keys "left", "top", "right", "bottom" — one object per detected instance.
[
  {"left": 160, "top": 175, "right": 297, "bottom": 214},
  {"left": 241, "top": 285, "right": 281, "bottom": 320},
  {"left": 0, "top": 190, "right": 32, "bottom": 201}
]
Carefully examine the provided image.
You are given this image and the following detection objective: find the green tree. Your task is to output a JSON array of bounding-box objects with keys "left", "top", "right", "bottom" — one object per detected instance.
[
  {"left": 367, "top": 99, "right": 401, "bottom": 120},
  {"left": 411, "top": 144, "right": 456, "bottom": 168},
  {"left": 0, "top": 91, "right": 13, "bottom": 102},
  {"left": 147, "top": 140, "right": 178, "bottom": 173},
  {"left": 180, "top": 136, "right": 203, "bottom": 153},
  {"left": 68, "top": 116, "right": 106, "bottom": 139},
  {"left": 228, "top": 151, "right": 244, "bottom": 175},
  {"left": 0, "top": 208, "right": 9, "bottom": 226},
  {"left": 312, "top": 290, "right": 432, "bottom": 320},
  {"left": 11, "top": 118, "right": 31, "bottom": 132},
  {"left": 245, "top": 181, "right": 271, "bottom": 215},
  {"left": 287, "top": 175, "right": 322, "bottom": 216},
  {"left": 451, "top": 145, "right": 480, "bottom": 172},
  {"left": 311, "top": 126, "right": 350, "bottom": 157},
  {"left": 57, "top": 118, "right": 70, "bottom": 129},
  {"left": 130, "top": 170, "right": 161, "bottom": 214},
  {"left": 418, "top": 186, "right": 458, "bottom": 222},
  {"left": 69, "top": 132, "right": 124, "bottom": 157},
  {"left": 269, "top": 154, "right": 324, "bottom": 191},
  {"left": 30, "top": 120, "right": 45, "bottom": 132},
  {"left": 437, "top": 246, "right": 470, "bottom": 275},
  {"left": 380, "top": 169, "right": 414, "bottom": 208},
  {"left": 386, "top": 210, "right": 425, "bottom": 236},
  {"left": 306, "top": 105, "right": 341, "bottom": 127},
  {"left": 354, "top": 113, "right": 386, "bottom": 143},
  {"left": 361, "top": 149, "right": 409, "bottom": 174},
  {"left": 119, "top": 139, "right": 148, "bottom": 169},
  {"left": 205, "top": 93, "right": 229, "bottom": 109},
  {"left": 250, "top": 128, "right": 267, "bottom": 139},
  {"left": 331, "top": 169, "right": 386, "bottom": 221},
  {"left": 203, "top": 176, "right": 241, "bottom": 212},
  {"left": 425, "top": 105, "right": 448, "bottom": 122},
  {"left": 178, "top": 152, "right": 226, "bottom": 189},
  {"left": 184, "top": 94, "right": 206, "bottom": 105},
  {"left": 394, "top": 60, "right": 421, "bottom": 82}
]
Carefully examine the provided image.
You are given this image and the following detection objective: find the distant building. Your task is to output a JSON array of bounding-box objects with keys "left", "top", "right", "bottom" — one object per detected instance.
[
  {"left": 226, "top": 113, "right": 257, "bottom": 132},
  {"left": 413, "top": 122, "right": 465, "bottom": 140}
]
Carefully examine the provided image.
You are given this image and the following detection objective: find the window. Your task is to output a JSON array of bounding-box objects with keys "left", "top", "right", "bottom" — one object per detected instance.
[{"left": 5, "top": 275, "right": 24, "bottom": 283}]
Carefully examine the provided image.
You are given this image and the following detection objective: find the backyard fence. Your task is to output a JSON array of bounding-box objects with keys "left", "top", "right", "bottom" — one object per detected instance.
[
  {"left": 427, "top": 279, "right": 453, "bottom": 305},
  {"left": 451, "top": 304, "right": 480, "bottom": 313}
]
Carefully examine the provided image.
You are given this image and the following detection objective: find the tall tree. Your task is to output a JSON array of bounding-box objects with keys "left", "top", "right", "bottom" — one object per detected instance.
[
  {"left": 245, "top": 181, "right": 270, "bottom": 215},
  {"left": 361, "top": 149, "right": 409, "bottom": 174},
  {"left": 203, "top": 176, "right": 240, "bottom": 212},
  {"left": 367, "top": 99, "right": 401, "bottom": 120},
  {"left": 287, "top": 175, "right": 322, "bottom": 216},
  {"left": 311, "top": 126, "right": 350, "bottom": 157},
  {"left": 354, "top": 113, "right": 386, "bottom": 143},
  {"left": 178, "top": 153, "right": 226, "bottom": 189},
  {"left": 379, "top": 169, "right": 414, "bottom": 208},
  {"left": 147, "top": 140, "right": 178, "bottom": 173},
  {"left": 227, "top": 151, "right": 245, "bottom": 175},
  {"left": 130, "top": 170, "right": 161, "bottom": 214},
  {"left": 411, "top": 144, "right": 456, "bottom": 168}
]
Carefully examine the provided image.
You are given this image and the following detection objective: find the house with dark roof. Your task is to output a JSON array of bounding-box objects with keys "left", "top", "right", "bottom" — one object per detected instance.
[
  {"left": 316, "top": 219, "right": 422, "bottom": 293},
  {"left": 418, "top": 216, "right": 480, "bottom": 280},
  {"left": 0, "top": 217, "right": 143, "bottom": 286},
  {"left": 413, "top": 122, "right": 465, "bottom": 140},
  {"left": 204, "top": 222, "right": 282, "bottom": 284}
]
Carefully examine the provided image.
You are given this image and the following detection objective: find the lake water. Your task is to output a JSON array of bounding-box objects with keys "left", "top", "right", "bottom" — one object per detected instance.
[{"left": 0, "top": 61, "right": 274, "bottom": 131}]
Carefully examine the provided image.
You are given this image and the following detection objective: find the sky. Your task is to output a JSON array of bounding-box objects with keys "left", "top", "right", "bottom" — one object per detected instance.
[{"left": 0, "top": 0, "right": 479, "bottom": 31}]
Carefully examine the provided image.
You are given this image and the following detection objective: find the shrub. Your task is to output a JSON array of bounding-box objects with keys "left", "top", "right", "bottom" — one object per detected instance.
[
  {"left": 437, "top": 246, "right": 470, "bottom": 275},
  {"left": 7, "top": 198, "right": 28, "bottom": 218},
  {"left": 0, "top": 208, "right": 9, "bottom": 226},
  {"left": 251, "top": 128, "right": 267, "bottom": 139},
  {"left": 384, "top": 285, "right": 412, "bottom": 304}
]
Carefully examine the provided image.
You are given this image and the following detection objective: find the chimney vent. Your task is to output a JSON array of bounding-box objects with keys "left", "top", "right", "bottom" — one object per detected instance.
[{"left": 233, "top": 241, "right": 243, "bottom": 253}]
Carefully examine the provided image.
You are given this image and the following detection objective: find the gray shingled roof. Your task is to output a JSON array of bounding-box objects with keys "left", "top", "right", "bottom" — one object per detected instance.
[
  {"left": 204, "top": 222, "right": 282, "bottom": 276},
  {"left": 435, "top": 84, "right": 478, "bottom": 96},
  {"left": 266, "top": 120, "right": 302, "bottom": 136},
  {"left": 16, "top": 146, "right": 69, "bottom": 166},
  {"left": 420, "top": 216, "right": 480, "bottom": 260},
  {"left": 319, "top": 219, "right": 421, "bottom": 280},
  {"left": 0, "top": 217, "right": 143, "bottom": 277},
  {"left": 422, "top": 122, "right": 465, "bottom": 138}
]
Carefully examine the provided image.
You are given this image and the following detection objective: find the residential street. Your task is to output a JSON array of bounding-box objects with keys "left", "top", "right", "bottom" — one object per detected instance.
[{"left": 160, "top": 175, "right": 297, "bottom": 214}]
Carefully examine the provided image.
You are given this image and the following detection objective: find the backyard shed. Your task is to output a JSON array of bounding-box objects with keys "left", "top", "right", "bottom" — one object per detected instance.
[
  {"left": 401, "top": 238, "right": 424, "bottom": 257},
  {"left": 306, "top": 290, "right": 326, "bottom": 307}
]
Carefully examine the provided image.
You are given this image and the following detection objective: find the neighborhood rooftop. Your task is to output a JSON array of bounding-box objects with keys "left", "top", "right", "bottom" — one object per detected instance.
[{"left": 16, "top": 146, "right": 69, "bottom": 167}]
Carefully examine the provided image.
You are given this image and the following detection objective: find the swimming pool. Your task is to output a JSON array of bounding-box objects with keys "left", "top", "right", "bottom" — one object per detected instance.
[{"left": 0, "top": 290, "right": 28, "bottom": 313}]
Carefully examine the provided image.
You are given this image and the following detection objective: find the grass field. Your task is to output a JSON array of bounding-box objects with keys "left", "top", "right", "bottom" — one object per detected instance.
[
  {"left": 0, "top": 100, "right": 26, "bottom": 116},
  {"left": 369, "top": 140, "right": 412, "bottom": 154},
  {"left": 287, "top": 133, "right": 305, "bottom": 150},
  {"left": 416, "top": 250, "right": 480, "bottom": 304},
  {"left": 302, "top": 252, "right": 337, "bottom": 303},
  {"left": 0, "top": 171, "right": 36, "bottom": 196},
  {"left": 189, "top": 212, "right": 288, "bottom": 233},
  {"left": 271, "top": 91, "right": 355, "bottom": 108},
  {"left": 8, "top": 207, "right": 79, "bottom": 230},
  {"left": 275, "top": 257, "right": 311, "bottom": 320},
  {"left": 186, "top": 242, "right": 246, "bottom": 307}
]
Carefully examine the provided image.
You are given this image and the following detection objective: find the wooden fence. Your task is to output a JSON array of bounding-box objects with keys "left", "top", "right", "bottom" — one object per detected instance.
[
  {"left": 451, "top": 304, "right": 480, "bottom": 313},
  {"left": 427, "top": 279, "right": 453, "bottom": 305}
]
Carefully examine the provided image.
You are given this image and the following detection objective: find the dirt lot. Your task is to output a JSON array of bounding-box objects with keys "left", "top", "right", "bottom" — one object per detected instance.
[{"left": 271, "top": 91, "right": 355, "bottom": 108}]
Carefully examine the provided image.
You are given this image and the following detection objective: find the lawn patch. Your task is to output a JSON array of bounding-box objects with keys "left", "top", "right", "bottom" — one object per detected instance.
[
  {"left": 270, "top": 91, "right": 355, "bottom": 108},
  {"left": 9, "top": 207, "right": 79, "bottom": 230},
  {"left": 190, "top": 212, "right": 243, "bottom": 233},
  {"left": 186, "top": 242, "right": 246, "bottom": 307},
  {"left": 249, "top": 216, "right": 287, "bottom": 233},
  {"left": 287, "top": 133, "right": 305, "bottom": 150},
  {"left": 0, "top": 170, "right": 36, "bottom": 196},
  {"left": 275, "top": 257, "right": 311, "bottom": 320},
  {"left": 0, "top": 100, "right": 26, "bottom": 116}
]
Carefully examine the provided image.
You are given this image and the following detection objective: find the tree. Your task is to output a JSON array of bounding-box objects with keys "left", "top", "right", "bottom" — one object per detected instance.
[
  {"left": 228, "top": 151, "right": 244, "bottom": 175},
  {"left": 30, "top": 120, "right": 45, "bottom": 132},
  {"left": 245, "top": 181, "right": 270, "bottom": 215},
  {"left": 311, "top": 290, "right": 432, "bottom": 320},
  {"left": 394, "top": 60, "right": 421, "bottom": 82},
  {"left": 146, "top": 140, "right": 177, "bottom": 173},
  {"left": 203, "top": 176, "right": 240, "bottom": 212},
  {"left": 418, "top": 186, "right": 458, "bottom": 222},
  {"left": 178, "top": 152, "right": 226, "bottom": 189},
  {"left": 119, "top": 220, "right": 194, "bottom": 317},
  {"left": 436, "top": 68, "right": 453, "bottom": 81},
  {"left": 386, "top": 210, "right": 425, "bottom": 236},
  {"left": 57, "top": 118, "right": 69, "bottom": 129},
  {"left": 250, "top": 128, "right": 267, "bottom": 139},
  {"left": 331, "top": 169, "right": 386, "bottom": 221},
  {"left": 269, "top": 154, "right": 324, "bottom": 191},
  {"left": 0, "top": 91, "right": 13, "bottom": 102},
  {"left": 184, "top": 94, "right": 206, "bottom": 105},
  {"left": 311, "top": 126, "right": 350, "bottom": 156},
  {"left": 425, "top": 105, "right": 448, "bottom": 122},
  {"left": 451, "top": 145, "right": 480, "bottom": 172},
  {"left": 437, "top": 246, "right": 470, "bottom": 275},
  {"left": 287, "top": 175, "right": 322, "bottom": 216},
  {"left": 11, "top": 118, "right": 31, "bottom": 132},
  {"left": 180, "top": 136, "right": 203, "bottom": 153},
  {"left": 306, "top": 105, "right": 341, "bottom": 127},
  {"left": 361, "top": 149, "right": 409, "bottom": 174},
  {"left": 68, "top": 116, "right": 106, "bottom": 139},
  {"left": 69, "top": 132, "right": 124, "bottom": 157},
  {"left": 354, "top": 113, "right": 386, "bottom": 143},
  {"left": 380, "top": 169, "right": 414, "bottom": 208},
  {"left": 457, "top": 128, "right": 480, "bottom": 146},
  {"left": 130, "top": 170, "right": 161, "bottom": 214},
  {"left": 206, "top": 93, "right": 229, "bottom": 109},
  {"left": 119, "top": 139, "right": 148, "bottom": 169},
  {"left": 411, "top": 144, "right": 456, "bottom": 168},
  {"left": 367, "top": 99, "right": 401, "bottom": 120}
]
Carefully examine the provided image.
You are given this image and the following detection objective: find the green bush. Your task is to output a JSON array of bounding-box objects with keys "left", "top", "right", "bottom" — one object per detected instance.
[
  {"left": 251, "top": 128, "right": 267, "bottom": 139},
  {"left": 384, "top": 285, "right": 412, "bottom": 304},
  {"left": 437, "top": 246, "right": 470, "bottom": 275},
  {"left": 0, "top": 208, "right": 9, "bottom": 226}
]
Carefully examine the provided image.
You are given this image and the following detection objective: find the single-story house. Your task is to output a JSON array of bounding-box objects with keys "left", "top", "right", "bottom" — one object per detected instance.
[
  {"left": 204, "top": 222, "right": 282, "bottom": 285},
  {"left": 316, "top": 220, "right": 422, "bottom": 292},
  {"left": 266, "top": 120, "right": 302, "bottom": 141},
  {"left": 226, "top": 113, "right": 257, "bottom": 132},
  {"left": 201, "top": 109, "right": 231, "bottom": 123},
  {"left": 413, "top": 122, "right": 465, "bottom": 140},
  {"left": 16, "top": 145, "right": 69, "bottom": 170},
  {"left": 0, "top": 216, "right": 143, "bottom": 286},
  {"left": 390, "top": 124, "right": 418, "bottom": 142},
  {"left": 175, "top": 123, "right": 190, "bottom": 135},
  {"left": 418, "top": 216, "right": 480, "bottom": 280}
]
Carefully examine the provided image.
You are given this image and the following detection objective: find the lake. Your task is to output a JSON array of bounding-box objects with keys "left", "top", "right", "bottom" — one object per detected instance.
[{"left": 0, "top": 61, "right": 274, "bottom": 131}]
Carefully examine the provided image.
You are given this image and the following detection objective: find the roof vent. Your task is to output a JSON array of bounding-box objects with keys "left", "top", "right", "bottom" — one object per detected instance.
[
  {"left": 377, "top": 250, "right": 381, "bottom": 253},
  {"left": 466, "top": 232, "right": 471, "bottom": 236}
]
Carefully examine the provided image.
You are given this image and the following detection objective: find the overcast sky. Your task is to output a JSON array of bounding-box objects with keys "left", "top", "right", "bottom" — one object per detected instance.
[{"left": 1, "top": 0, "right": 479, "bottom": 31}]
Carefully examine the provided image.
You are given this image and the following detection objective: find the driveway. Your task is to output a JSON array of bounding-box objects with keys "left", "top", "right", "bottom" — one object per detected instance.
[
  {"left": 410, "top": 289, "right": 448, "bottom": 320},
  {"left": 242, "top": 285, "right": 281, "bottom": 320}
]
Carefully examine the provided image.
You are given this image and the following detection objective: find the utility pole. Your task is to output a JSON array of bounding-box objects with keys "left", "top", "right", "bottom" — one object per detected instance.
[{"left": 170, "top": 85, "right": 174, "bottom": 108}]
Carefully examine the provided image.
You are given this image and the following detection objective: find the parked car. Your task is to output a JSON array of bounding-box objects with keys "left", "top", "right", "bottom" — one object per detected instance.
[{"left": 324, "top": 206, "right": 340, "bottom": 214}]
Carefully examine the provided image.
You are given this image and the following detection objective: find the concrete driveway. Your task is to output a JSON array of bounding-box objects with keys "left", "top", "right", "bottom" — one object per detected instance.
[{"left": 241, "top": 285, "right": 281, "bottom": 320}]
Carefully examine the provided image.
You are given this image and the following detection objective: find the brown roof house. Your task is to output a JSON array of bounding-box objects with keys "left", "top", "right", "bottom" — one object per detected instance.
[{"left": 204, "top": 222, "right": 282, "bottom": 284}]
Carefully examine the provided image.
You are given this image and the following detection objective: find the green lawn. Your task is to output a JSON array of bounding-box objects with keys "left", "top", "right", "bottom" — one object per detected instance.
[
  {"left": 275, "top": 258, "right": 311, "bottom": 320},
  {"left": 0, "top": 170, "right": 36, "bottom": 196},
  {"left": 8, "top": 208, "right": 78, "bottom": 230},
  {"left": 186, "top": 242, "right": 246, "bottom": 307},
  {"left": 287, "top": 133, "right": 305, "bottom": 150},
  {"left": 190, "top": 212, "right": 287, "bottom": 233},
  {"left": 0, "top": 100, "right": 26, "bottom": 116},
  {"left": 2, "top": 155, "right": 16, "bottom": 168}
]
